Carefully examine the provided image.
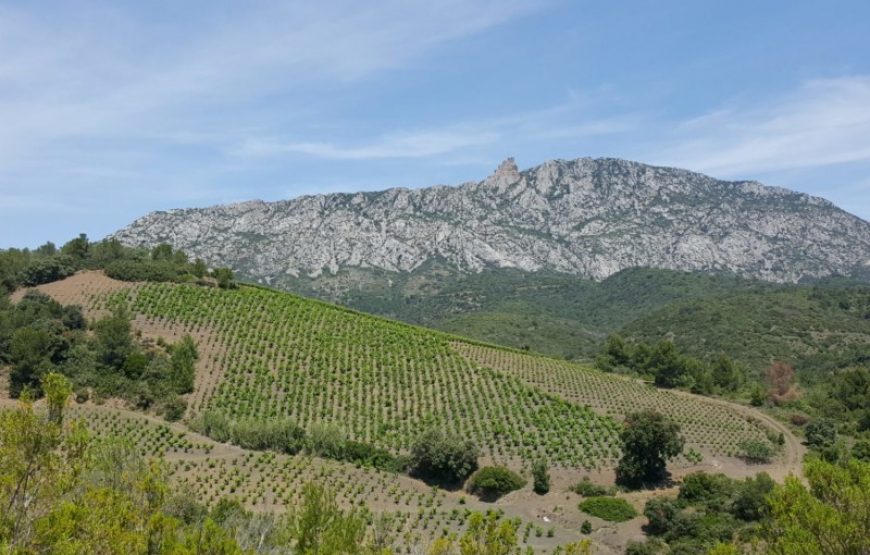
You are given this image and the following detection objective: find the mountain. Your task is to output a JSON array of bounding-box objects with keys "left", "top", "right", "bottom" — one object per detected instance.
[{"left": 114, "top": 157, "right": 870, "bottom": 286}]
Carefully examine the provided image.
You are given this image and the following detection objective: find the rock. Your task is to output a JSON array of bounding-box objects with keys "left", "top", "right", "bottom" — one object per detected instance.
[{"left": 112, "top": 157, "right": 870, "bottom": 284}]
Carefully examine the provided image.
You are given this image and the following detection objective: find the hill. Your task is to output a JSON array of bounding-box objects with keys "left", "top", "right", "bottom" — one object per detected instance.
[
  {"left": 5, "top": 272, "right": 781, "bottom": 468},
  {"left": 280, "top": 266, "right": 870, "bottom": 376},
  {"left": 0, "top": 269, "right": 808, "bottom": 553}
]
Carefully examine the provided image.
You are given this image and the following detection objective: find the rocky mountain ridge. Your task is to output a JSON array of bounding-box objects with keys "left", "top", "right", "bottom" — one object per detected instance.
[{"left": 113, "top": 157, "right": 870, "bottom": 284}]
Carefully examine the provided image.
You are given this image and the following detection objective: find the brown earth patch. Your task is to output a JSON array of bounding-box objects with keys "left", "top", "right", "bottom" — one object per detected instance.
[{"left": 9, "top": 270, "right": 136, "bottom": 319}]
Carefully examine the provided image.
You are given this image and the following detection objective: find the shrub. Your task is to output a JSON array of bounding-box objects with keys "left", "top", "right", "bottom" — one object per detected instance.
[
  {"left": 678, "top": 472, "right": 735, "bottom": 506},
  {"left": 104, "top": 259, "right": 182, "bottom": 283},
  {"left": 579, "top": 497, "right": 638, "bottom": 522},
  {"left": 731, "top": 473, "right": 774, "bottom": 521},
  {"left": 162, "top": 395, "right": 187, "bottom": 422},
  {"left": 739, "top": 440, "right": 774, "bottom": 463},
  {"left": 408, "top": 428, "right": 479, "bottom": 485},
  {"left": 532, "top": 459, "right": 550, "bottom": 495},
  {"left": 569, "top": 477, "right": 614, "bottom": 497},
  {"left": 191, "top": 411, "right": 305, "bottom": 454},
  {"left": 805, "top": 419, "right": 837, "bottom": 449},
  {"left": 580, "top": 520, "right": 592, "bottom": 534},
  {"left": 643, "top": 497, "right": 679, "bottom": 535},
  {"left": 467, "top": 466, "right": 526, "bottom": 500}
]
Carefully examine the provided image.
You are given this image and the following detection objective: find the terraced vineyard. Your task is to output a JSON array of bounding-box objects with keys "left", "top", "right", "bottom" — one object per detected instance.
[
  {"left": 98, "top": 281, "right": 777, "bottom": 468},
  {"left": 451, "top": 344, "right": 773, "bottom": 458},
  {"left": 104, "top": 283, "right": 622, "bottom": 468}
]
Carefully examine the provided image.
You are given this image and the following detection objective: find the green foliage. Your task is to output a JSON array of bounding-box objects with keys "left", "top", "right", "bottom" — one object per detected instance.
[
  {"left": 762, "top": 458, "right": 870, "bottom": 555},
  {"left": 467, "top": 466, "right": 526, "bottom": 500},
  {"left": 852, "top": 437, "right": 870, "bottom": 462},
  {"left": 292, "top": 483, "right": 366, "bottom": 555},
  {"left": 20, "top": 256, "right": 76, "bottom": 286},
  {"left": 678, "top": 472, "right": 736, "bottom": 506},
  {"left": 531, "top": 459, "right": 550, "bottom": 495},
  {"left": 578, "top": 497, "right": 638, "bottom": 522},
  {"left": 41, "top": 372, "right": 72, "bottom": 425},
  {"left": 616, "top": 411, "right": 685, "bottom": 488},
  {"left": 409, "top": 428, "right": 479, "bottom": 485},
  {"left": 739, "top": 439, "right": 775, "bottom": 463},
  {"left": 805, "top": 418, "right": 838, "bottom": 450},
  {"left": 569, "top": 477, "right": 614, "bottom": 497},
  {"left": 304, "top": 423, "right": 405, "bottom": 472},
  {"left": 191, "top": 410, "right": 306, "bottom": 454},
  {"left": 642, "top": 471, "right": 775, "bottom": 552},
  {"left": 169, "top": 334, "right": 198, "bottom": 394},
  {"left": 731, "top": 473, "right": 775, "bottom": 521},
  {"left": 580, "top": 520, "right": 592, "bottom": 534}
]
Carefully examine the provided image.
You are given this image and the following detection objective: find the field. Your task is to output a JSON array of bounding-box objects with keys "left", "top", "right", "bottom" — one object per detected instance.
[{"left": 4, "top": 272, "right": 802, "bottom": 553}]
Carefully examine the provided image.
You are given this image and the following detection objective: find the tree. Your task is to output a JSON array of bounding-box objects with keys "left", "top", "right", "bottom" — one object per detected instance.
[
  {"left": 805, "top": 419, "right": 838, "bottom": 450},
  {"left": 213, "top": 268, "right": 236, "bottom": 289},
  {"left": 409, "top": 428, "right": 479, "bottom": 485},
  {"left": 650, "top": 341, "right": 690, "bottom": 388},
  {"left": 616, "top": 411, "right": 685, "bottom": 488},
  {"left": 60, "top": 233, "right": 89, "bottom": 260},
  {"left": 191, "top": 259, "right": 208, "bottom": 278},
  {"left": 763, "top": 458, "right": 870, "bottom": 554},
  {"left": 151, "top": 243, "right": 174, "bottom": 261},
  {"left": 93, "top": 308, "right": 133, "bottom": 369},
  {"left": 458, "top": 512, "right": 517, "bottom": 555},
  {"left": 169, "top": 335, "right": 198, "bottom": 394},
  {"left": 765, "top": 361, "right": 798, "bottom": 405},
  {"left": 711, "top": 354, "right": 744, "bottom": 392},
  {"left": 41, "top": 373, "right": 72, "bottom": 425},
  {"left": 9, "top": 328, "right": 51, "bottom": 396},
  {"left": 532, "top": 459, "right": 550, "bottom": 495}
]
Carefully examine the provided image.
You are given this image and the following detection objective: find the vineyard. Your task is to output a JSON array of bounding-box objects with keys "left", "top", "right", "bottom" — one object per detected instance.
[
  {"left": 451, "top": 344, "right": 774, "bottom": 459},
  {"left": 103, "top": 283, "right": 626, "bottom": 468},
  {"left": 3, "top": 273, "right": 794, "bottom": 554},
  {"left": 39, "top": 404, "right": 590, "bottom": 553},
  {"left": 92, "top": 281, "right": 779, "bottom": 467}
]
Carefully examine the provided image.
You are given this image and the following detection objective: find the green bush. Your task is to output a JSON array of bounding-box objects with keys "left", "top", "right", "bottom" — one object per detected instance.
[
  {"left": 162, "top": 395, "right": 187, "bottom": 422},
  {"left": 579, "top": 496, "right": 638, "bottom": 522},
  {"left": 739, "top": 439, "right": 774, "bottom": 463},
  {"left": 569, "top": 477, "right": 615, "bottom": 497},
  {"left": 467, "top": 466, "right": 526, "bottom": 500},
  {"left": 532, "top": 459, "right": 550, "bottom": 495},
  {"left": 409, "top": 428, "right": 479, "bottom": 485}
]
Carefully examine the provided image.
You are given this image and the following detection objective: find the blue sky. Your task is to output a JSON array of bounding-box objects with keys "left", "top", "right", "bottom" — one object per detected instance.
[{"left": 2, "top": 0, "right": 869, "bottom": 248}]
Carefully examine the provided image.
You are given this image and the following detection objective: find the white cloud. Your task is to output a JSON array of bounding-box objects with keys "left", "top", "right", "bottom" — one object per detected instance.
[
  {"left": 659, "top": 76, "right": 870, "bottom": 176},
  {"left": 238, "top": 129, "right": 500, "bottom": 160},
  {"left": 0, "top": 0, "right": 539, "bottom": 171}
]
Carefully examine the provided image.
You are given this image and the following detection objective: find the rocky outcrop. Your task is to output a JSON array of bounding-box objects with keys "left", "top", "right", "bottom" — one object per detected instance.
[{"left": 113, "top": 157, "right": 870, "bottom": 284}]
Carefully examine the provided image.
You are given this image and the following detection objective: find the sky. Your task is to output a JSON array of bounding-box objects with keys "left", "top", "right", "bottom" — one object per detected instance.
[{"left": 1, "top": 0, "right": 869, "bottom": 248}]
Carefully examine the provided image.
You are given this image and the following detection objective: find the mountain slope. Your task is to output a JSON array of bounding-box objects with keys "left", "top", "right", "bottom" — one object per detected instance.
[{"left": 114, "top": 157, "right": 870, "bottom": 285}]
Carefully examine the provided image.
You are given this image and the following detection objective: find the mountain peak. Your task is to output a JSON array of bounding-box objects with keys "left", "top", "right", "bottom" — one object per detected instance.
[
  {"left": 484, "top": 157, "right": 521, "bottom": 190},
  {"left": 113, "top": 156, "right": 870, "bottom": 283}
]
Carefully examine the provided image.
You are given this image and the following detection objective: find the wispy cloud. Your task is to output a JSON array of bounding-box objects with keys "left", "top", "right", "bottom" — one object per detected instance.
[
  {"left": 234, "top": 101, "right": 641, "bottom": 161},
  {"left": 237, "top": 129, "right": 500, "bottom": 160},
  {"left": 659, "top": 76, "right": 870, "bottom": 176},
  {"left": 0, "top": 0, "right": 539, "bottom": 171}
]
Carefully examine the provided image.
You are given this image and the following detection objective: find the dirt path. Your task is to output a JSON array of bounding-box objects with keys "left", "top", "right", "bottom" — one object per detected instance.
[{"left": 669, "top": 389, "right": 805, "bottom": 482}]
